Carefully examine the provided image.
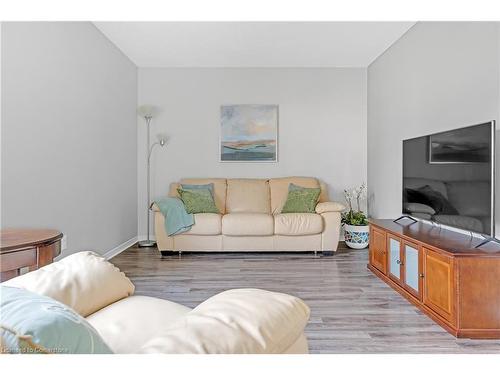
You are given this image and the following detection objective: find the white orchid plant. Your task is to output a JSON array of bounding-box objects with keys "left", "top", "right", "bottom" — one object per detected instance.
[{"left": 341, "top": 182, "right": 368, "bottom": 226}]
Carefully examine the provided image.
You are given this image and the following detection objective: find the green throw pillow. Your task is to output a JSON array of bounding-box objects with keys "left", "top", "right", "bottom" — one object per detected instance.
[
  {"left": 180, "top": 183, "right": 215, "bottom": 198},
  {"left": 281, "top": 183, "right": 321, "bottom": 213},
  {"left": 177, "top": 188, "right": 219, "bottom": 214}
]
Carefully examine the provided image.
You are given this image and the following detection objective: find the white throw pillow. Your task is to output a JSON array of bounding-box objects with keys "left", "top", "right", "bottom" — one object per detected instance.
[{"left": 139, "top": 288, "right": 310, "bottom": 354}]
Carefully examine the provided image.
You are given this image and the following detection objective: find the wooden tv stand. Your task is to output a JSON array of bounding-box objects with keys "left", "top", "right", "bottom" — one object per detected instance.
[{"left": 368, "top": 219, "right": 500, "bottom": 338}]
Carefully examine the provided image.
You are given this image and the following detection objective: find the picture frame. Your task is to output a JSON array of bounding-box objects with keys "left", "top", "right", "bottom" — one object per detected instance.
[{"left": 220, "top": 104, "right": 278, "bottom": 163}]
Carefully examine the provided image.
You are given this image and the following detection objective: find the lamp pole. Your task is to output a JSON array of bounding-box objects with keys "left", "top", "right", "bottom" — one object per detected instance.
[
  {"left": 137, "top": 105, "right": 166, "bottom": 248},
  {"left": 139, "top": 115, "right": 155, "bottom": 247}
]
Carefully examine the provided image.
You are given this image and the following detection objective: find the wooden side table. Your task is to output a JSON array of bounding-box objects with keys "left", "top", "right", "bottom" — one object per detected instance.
[{"left": 0, "top": 229, "right": 63, "bottom": 282}]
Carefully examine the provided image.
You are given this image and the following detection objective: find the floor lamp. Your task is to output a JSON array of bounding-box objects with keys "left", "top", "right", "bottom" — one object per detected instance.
[{"left": 138, "top": 105, "right": 167, "bottom": 248}]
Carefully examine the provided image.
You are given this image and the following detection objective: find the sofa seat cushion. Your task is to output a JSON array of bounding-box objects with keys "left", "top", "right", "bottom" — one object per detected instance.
[
  {"left": 86, "top": 295, "right": 191, "bottom": 354},
  {"left": 184, "top": 213, "right": 222, "bottom": 235},
  {"left": 222, "top": 213, "right": 274, "bottom": 236},
  {"left": 139, "top": 288, "right": 310, "bottom": 354},
  {"left": 274, "top": 213, "right": 323, "bottom": 235}
]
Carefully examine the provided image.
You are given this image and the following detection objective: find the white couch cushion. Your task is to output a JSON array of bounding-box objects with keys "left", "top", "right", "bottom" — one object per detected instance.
[
  {"left": 184, "top": 213, "right": 222, "bottom": 235},
  {"left": 139, "top": 288, "right": 310, "bottom": 354},
  {"left": 274, "top": 213, "right": 323, "bottom": 235},
  {"left": 222, "top": 213, "right": 274, "bottom": 236},
  {"left": 2, "top": 251, "right": 134, "bottom": 317},
  {"left": 86, "top": 295, "right": 191, "bottom": 354},
  {"left": 226, "top": 179, "right": 270, "bottom": 213}
]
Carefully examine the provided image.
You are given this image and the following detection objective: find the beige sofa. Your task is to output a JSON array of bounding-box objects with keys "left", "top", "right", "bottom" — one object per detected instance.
[
  {"left": 2, "top": 252, "right": 311, "bottom": 354},
  {"left": 154, "top": 177, "right": 345, "bottom": 254}
]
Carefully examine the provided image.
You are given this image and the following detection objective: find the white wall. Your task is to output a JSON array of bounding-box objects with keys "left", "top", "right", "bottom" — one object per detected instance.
[
  {"left": 138, "top": 68, "right": 367, "bottom": 236},
  {"left": 1, "top": 22, "right": 138, "bottom": 256},
  {"left": 368, "top": 22, "right": 500, "bottom": 234}
]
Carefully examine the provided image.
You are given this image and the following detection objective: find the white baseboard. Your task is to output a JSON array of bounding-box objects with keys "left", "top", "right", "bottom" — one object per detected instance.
[{"left": 103, "top": 236, "right": 138, "bottom": 260}]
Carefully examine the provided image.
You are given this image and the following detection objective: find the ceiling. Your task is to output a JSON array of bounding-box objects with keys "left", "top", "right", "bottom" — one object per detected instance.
[{"left": 94, "top": 22, "right": 415, "bottom": 68}]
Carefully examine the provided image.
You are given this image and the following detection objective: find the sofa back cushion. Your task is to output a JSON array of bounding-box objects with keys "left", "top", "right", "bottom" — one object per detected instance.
[
  {"left": 274, "top": 213, "right": 323, "bottom": 235},
  {"left": 2, "top": 251, "right": 135, "bottom": 318},
  {"left": 226, "top": 179, "right": 270, "bottom": 213},
  {"left": 269, "top": 177, "right": 324, "bottom": 214},
  {"left": 222, "top": 213, "right": 274, "bottom": 236},
  {"left": 170, "top": 178, "right": 227, "bottom": 214}
]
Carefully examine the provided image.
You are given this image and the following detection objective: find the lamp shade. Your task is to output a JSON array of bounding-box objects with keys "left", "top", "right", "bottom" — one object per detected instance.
[{"left": 137, "top": 105, "right": 157, "bottom": 118}]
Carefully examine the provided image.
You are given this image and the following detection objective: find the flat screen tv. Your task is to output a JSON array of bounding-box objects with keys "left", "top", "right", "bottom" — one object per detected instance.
[{"left": 402, "top": 121, "right": 495, "bottom": 236}]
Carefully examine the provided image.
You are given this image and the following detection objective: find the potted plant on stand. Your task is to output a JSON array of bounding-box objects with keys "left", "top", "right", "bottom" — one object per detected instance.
[{"left": 341, "top": 183, "right": 369, "bottom": 249}]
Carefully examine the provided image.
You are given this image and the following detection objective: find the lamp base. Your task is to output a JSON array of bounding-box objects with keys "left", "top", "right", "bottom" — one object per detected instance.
[{"left": 138, "top": 240, "right": 157, "bottom": 248}]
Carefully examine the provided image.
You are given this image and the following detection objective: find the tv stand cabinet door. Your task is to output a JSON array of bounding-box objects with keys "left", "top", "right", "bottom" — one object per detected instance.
[
  {"left": 387, "top": 234, "right": 403, "bottom": 285},
  {"left": 402, "top": 241, "right": 423, "bottom": 301},
  {"left": 423, "top": 247, "right": 456, "bottom": 325},
  {"left": 369, "top": 226, "right": 387, "bottom": 274}
]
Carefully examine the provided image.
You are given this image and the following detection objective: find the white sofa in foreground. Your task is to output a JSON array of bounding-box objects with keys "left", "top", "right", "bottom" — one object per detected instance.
[
  {"left": 154, "top": 177, "right": 345, "bottom": 254},
  {"left": 2, "top": 252, "right": 310, "bottom": 354}
]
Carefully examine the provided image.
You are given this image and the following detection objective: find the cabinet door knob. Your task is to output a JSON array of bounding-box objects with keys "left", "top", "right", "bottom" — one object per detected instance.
[
  {"left": 419, "top": 273, "right": 425, "bottom": 278},
  {"left": 396, "top": 260, "right": 400, "bottom": 264}
]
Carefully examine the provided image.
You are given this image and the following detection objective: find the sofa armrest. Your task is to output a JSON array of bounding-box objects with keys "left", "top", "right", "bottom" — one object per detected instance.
[
  {"left": 2, "top": 251, "right": 135, "bottom": 317},
  {"left": 139, "top": 288, "right": 310, "bottom": 354},
  {"left": 315, "top": 201, "right": 346, "bottom": 214}
]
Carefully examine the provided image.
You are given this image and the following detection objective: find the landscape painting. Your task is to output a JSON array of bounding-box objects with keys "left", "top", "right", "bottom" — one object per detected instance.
[{"left": 220, "top": 104, "right": 278, "bottom": 162}]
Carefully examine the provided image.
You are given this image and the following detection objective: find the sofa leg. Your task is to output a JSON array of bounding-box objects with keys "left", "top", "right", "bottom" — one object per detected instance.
[{"left": 314, "top": 250, "right": 317, "bottom": 256}]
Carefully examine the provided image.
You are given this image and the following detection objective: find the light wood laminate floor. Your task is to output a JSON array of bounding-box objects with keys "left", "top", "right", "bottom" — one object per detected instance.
[{"left": 112, "top": 245, "right": 500, "bottom": 353}]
